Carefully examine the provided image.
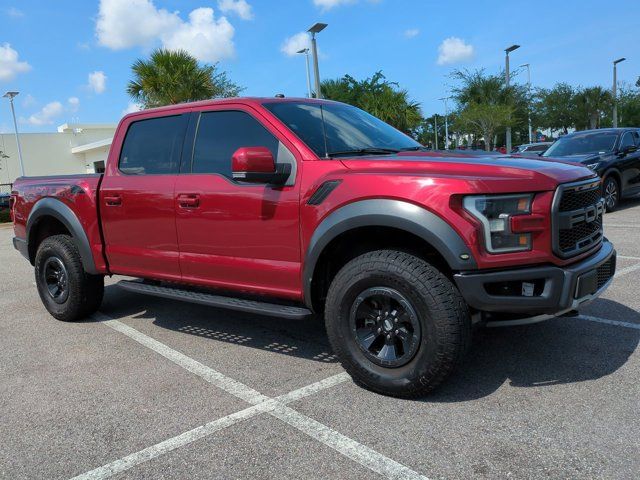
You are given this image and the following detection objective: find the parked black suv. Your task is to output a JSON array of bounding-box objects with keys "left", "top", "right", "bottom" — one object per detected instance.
[{"left": 542, "top": 128, "right": 640, "bottom": 211}]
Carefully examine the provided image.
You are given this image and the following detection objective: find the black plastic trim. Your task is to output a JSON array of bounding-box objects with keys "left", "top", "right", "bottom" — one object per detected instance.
[
  {"left": 454, "top": 240, "right": 615, "bottom": 314},
  {"left": 13, "top": 237, "right": 28, "bottom": 260},
  {"left": 303, "top": 199, "right": 477, "bottom": 308},
  {"left": 307, "top": 180, "right": 342, "bottom": 205},
  {"left": 118, "top": 280, "right": 312, "bottom": 319},
  {"left": 26, "top": 198, "right": 98, "bottom": 274}
]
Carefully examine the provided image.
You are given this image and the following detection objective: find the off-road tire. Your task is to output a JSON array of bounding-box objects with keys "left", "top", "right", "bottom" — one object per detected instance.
[
  {"left": 325, "top": 250, "right": 471, "bottom": 398},
  {"left": 34, "top": 235, "right": 104, "bottom": 322}
]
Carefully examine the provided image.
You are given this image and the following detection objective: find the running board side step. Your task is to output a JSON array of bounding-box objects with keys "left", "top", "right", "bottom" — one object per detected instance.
[{"left": 117, "top": 280, "right": 312, "bottom": 320}]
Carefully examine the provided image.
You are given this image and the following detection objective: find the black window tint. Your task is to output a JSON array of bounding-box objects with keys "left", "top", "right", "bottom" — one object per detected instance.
[
  {"left": 620, "top": 132, "right": 634, "bottom": 149},
  {"left": 119, "top": 115, "right": 187, "bottom": 174},
  {"left": 192, "top": 111, "right": 279, "bottom": 176}
]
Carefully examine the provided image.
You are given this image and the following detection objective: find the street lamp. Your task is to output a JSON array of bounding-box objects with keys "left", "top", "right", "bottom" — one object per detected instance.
[
  {"left": 308, "top": 22, "right": 328, "bottom": 99},
  {"left": 612, "top": 57, "right": 626, "bottom": 128},
  {"left": 438, "top": 97, "right": 452, "bottom": 149},
  {"left": 433, "top": 114, "right": 438, "bottom": 150},
  {"left": 519, "top": 63, "right": 532, "bottom": 143},
  {"left": 296, "top": 48, "right": 313, "bottom": 98},
  {"left": 504, "top": 44, "right": 520, "bottom": 153},
  {"left": 3, "top": 91, "right": 25, "bottom": 177}
]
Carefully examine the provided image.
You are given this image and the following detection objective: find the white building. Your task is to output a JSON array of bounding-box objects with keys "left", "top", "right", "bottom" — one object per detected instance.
[{"left": 0, "top": 123, "right": 116, "bottom": 185}]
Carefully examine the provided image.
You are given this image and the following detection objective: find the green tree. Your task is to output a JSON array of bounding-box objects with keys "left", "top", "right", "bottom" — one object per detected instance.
[
  {"left": 127, "top": 48, "right": 243, "bottom": 109},
  {"left": 533, "top": 83, "right": 577, "bottom": 134},
  {"left": 320, "top": 71, "right": 422, "bottom": 134},
  {"left": 456, "top": 102, "right": 514, "bottom": 151},
  {"left": 574, "top": 86, "right": 612, "bottom": 130},
  {"left": 450, "top": 69, "right": 530, "bottom": 146},
  {"left": 616, "top": 84, "right": 640, "bottom": 127}
]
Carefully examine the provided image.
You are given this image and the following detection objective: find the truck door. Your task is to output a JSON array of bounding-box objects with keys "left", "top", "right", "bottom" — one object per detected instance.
[
  {"left": 174, "top": 106, "right": 302, "bottom": 299},
  {"left": 100, "top": 113, "right": 189, "bottom": 280}
]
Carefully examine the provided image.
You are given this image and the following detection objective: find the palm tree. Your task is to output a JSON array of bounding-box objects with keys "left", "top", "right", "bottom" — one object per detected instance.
[
  {"left": 320, "top": 72, "right": 422, "bottom": 134},
  {"left": 127, "top": 48, "right": 243, "bottom": 109},
  {"left": 574, "top": 86, "right": 612, "bottom": 129}
]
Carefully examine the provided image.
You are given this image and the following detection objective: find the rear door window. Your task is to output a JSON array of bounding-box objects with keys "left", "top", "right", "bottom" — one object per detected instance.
[{"left": 119, "top": 115, "right": 188, "bottom": 175}]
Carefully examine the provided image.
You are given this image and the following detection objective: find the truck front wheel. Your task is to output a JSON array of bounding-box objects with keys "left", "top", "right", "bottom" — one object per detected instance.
[
  {"left": 325, "top": 250, "right": 471, "bottom": 398},
  {"left": 34, "top": 235, "right": 104, "bottom": 322}
]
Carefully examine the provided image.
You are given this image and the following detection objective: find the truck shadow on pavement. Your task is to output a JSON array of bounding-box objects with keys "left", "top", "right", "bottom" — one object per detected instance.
[
  {"left": 99, "top": 287, "right": 639, "bottom": 401},
  {"left": 429, "top": 298, "right": 640, "bottom": 402}
]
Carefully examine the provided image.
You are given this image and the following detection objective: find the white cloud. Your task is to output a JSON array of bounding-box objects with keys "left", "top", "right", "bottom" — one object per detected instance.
[
  {"left": 404, "top": 28, "right": 419, "bottom": 38},
  {"left": 122, "top": 102, "right": 142, "bottom": 115},
  {"left": 0, "top": 43, "right": 31, "bottom": 82},
  {"left": 313, "top": 0, "right": 356, "bottom": 10},
  {"left": 437, "top": 37, "right": 474, "bottom": 65},
  {"left": 5, "top": 7, "right": 24, "bottom": 18},
  {"left": 25, "top": 101, "right": 64, "bottom": 126},
  {"left": 68, "top": 97, "right": 80, "bottom": 112},
  {"left": 281, "top": 32, "right": 311, "bottom": 57},
  {"left": 218, "top": 0, "right": 253, "bottom": 20},
  {"left": 162, "top": 8, "right": 235, "bottom": 62},
  {"left": 22, "top": 94, "right": 37, "bottom": 108},
  {"left": 87, "top": 71, "right": 107, "bottom": 94},
  {"left": 96, "top": 0, "right": 236, "bottom": 63}
]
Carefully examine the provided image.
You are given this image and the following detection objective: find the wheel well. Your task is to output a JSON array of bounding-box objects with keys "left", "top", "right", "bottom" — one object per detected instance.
[
  {"left": 28, "top": 216, "right": 71, "bottom": 263},
  {"left": 309, "top": 226, "right": 452, "bottom": 313}
]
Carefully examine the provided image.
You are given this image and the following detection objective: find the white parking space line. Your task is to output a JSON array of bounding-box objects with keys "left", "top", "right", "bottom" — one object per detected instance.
[
  {"left": 80, "top": 314, "right": 428, "bottom": 480},
  {"left": 100, "top": 315, "right": 269, "bottom": 405},
  {"left": 615, "top": 262, "right": 640, "bottom": 278},
  {"left": 579, "top": 315, "right": 640, "bottom": 330},
  {"left": 618, "top": 254, "right": 640, "bottom": 261},
  {"left": 271, "top": 405, "right": 427, "bottom": 480},
  {"left": 604, "top": 224, "right": 640, "bottom": 229}
]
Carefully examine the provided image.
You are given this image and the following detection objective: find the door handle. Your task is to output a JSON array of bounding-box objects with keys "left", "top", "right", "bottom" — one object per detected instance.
[
  {"left": 177, "top": 193, "right": 200, "bottom": 208},
  {"left": 104, "top": 194, "right": 122, "bottom": 206}
]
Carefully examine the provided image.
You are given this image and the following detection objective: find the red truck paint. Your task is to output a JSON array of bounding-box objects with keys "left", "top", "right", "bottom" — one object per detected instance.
[
  {"left": 11, "top": 97, "right": 611, "bottom": 306},
  {"left": 11, "top": 97, "right": 618, "bottom": 396}
]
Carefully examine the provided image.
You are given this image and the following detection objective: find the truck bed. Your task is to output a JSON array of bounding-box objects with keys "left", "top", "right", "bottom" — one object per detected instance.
[{"left": 11, "top": 174, "right": 107, "bottom": 273}]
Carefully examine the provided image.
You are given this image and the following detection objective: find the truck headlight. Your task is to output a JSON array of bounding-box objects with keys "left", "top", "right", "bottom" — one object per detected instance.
[{"left": 463, "top": 194, "right": 533, "bottom": 253}]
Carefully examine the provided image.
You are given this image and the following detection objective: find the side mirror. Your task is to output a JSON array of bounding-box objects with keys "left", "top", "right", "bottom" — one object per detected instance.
[
  {"left": 618, "top": 144, "right": 638, "bottom": 156},
  {"left": 231, "top": 147, "right": 291, "bottom": 185}
]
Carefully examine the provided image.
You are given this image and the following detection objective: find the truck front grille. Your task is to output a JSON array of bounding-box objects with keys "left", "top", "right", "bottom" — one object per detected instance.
[{"left": 553, "top": 179, "right": 604, "bottom": 259}]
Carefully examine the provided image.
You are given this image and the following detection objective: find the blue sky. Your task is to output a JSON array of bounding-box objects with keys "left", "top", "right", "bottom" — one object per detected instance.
[{"left": 1, "top": 0, "right": 639, "bottom": 132}]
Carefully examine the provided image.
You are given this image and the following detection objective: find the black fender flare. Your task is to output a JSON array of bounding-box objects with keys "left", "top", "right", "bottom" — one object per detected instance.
[
  {"left": 26, "top": 197, "right": 98, "bottom": 274},
  {"left": 303, "top": 199, "right": 477, "bottom": 307}
]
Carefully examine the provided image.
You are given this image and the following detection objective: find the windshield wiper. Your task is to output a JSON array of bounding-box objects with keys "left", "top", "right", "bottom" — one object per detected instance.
[
  {"left": 327, "top": 147, "right": 401, "bottom": 157},
  {"left": 398, "top": 146, "right": 428, "bottom": 152}
]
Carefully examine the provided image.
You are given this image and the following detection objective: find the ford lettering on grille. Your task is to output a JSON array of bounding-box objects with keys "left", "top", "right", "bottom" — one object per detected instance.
[{"left": 552, "top": 179, "right": 604, "bottom": 259}]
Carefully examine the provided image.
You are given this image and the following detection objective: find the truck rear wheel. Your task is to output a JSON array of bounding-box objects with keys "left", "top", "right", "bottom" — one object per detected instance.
[
  {"left": 325, "top": 250, "right": 470, "bottom": 398},
  {"left": 34, "top": 235, "right": 104, "bottom": 322}
]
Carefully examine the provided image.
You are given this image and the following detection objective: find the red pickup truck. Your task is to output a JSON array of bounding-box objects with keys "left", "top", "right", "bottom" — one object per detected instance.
[{"left": 11, "top": 98, "right": 616, "bottom": 397}]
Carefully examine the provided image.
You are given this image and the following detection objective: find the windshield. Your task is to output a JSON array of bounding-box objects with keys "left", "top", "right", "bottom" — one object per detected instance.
[
  {"left": 263, "top": 101, "right": 421, "bottom": 158},
  {"left": 542, "top": 132, "right": 618, "bottom": 157}
]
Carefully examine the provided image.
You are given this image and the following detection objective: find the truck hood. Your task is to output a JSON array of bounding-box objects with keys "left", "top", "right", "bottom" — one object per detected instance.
[{"left": 339, "top": 152, "right": 596, "bottom": 191}]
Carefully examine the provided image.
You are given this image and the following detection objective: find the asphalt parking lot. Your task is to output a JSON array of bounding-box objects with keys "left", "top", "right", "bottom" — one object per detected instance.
[{"left": 1, "top": 199, "right": 639, "bottom": 480}]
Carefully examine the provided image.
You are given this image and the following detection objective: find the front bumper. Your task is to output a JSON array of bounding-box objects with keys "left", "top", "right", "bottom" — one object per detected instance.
[{"left": 454, "top": 240, "right": 616, "bottom": 316}]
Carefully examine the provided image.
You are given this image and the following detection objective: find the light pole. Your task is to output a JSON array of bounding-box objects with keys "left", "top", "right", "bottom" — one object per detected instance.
[
  {"left": 434, "top": 114, "right": 438, "bottom": 150},
  {"left": 504, "top": 44, "right": 520, "bottom": 153},
  {"left": 308, "top": 23, "right": 328, "bottom": 99},
  {"left": 297, "top": 48, "right": 313, "bottom": 98},
  {"left": 438, "top": 97, "right": 451, "bottom": 149},
  {"left": 519, "top": 63, "right": 532, "bottom": 143},
  {"left": 612, "top": 57, "right": 626, "bottom": 128},
  {"left": 3, "top": 91, "right": 25, "bottom": 177}
]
